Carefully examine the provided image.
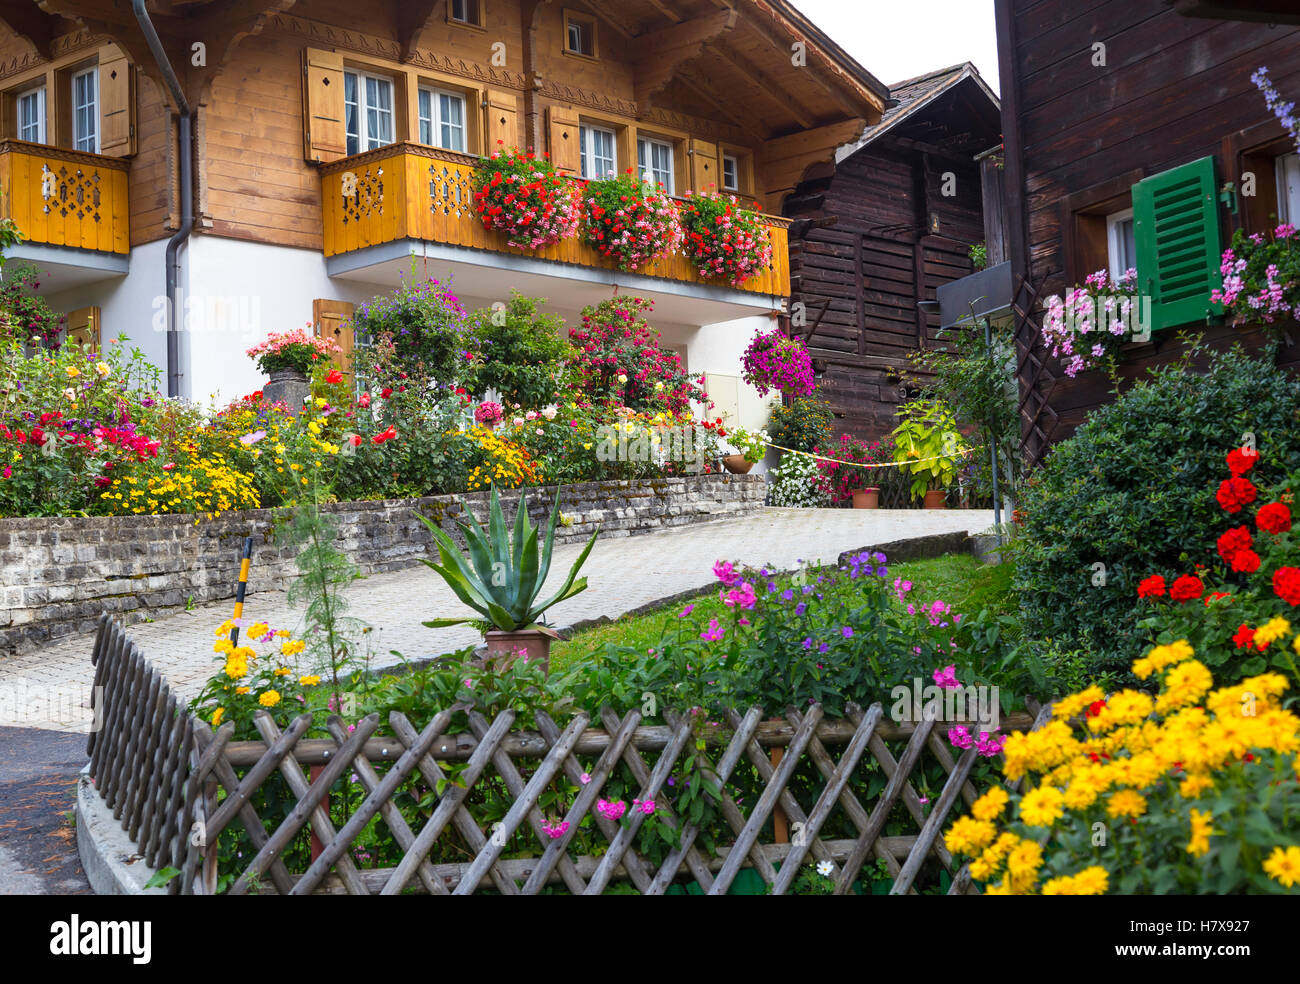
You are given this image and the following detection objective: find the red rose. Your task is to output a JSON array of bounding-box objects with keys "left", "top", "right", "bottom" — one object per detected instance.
[
  {"left": 1256, "top": 502, "right": 1292, "bottom": 535},
  {"left": 1232, "top": 623, "right": 1256, "bottom": 649},
  {"left": 1217, "top": 526, "right": 1253, "bottom": 563},
  {"left": 1169, "top": 575, "right": 1204, "bottom": 602},
  {"left": 1136, "top": 575, "right": 1166, "bottom": 599},
  {"left": 1216, "top": 477, "right": 1257, "bottom": 513},
  {"left": 349, "top": 434, "right": 362, "bottom": 447},
  {"left": 1273, "top": 566, "right": 1300, "bottom": 606},
  {"left": 381, "top": 388, "right": 394, "bottom": 398},
  {"left": 1226, "top": 447, "right": 1258, "bottom": 477},
  {"left": 325, "top": 369, "right": 343, "bottom": 385},
  {"left": 1230, "top": 549, "right": 1262, "bottom": 574}
]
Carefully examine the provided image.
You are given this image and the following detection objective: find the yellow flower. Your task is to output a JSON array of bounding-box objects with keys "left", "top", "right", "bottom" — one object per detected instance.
[
  {"left": 1018, "top": 785, "right": 1066, "bottom": 827},
  {"left": 210, "top": 707, "right": 225, "bottom": 726},
  {"left": 66, "top": 366, "right": 80, "bottom": 378},
  {"left": 1178, "top": 773, "right": 1214, "bottom": 799},
  {"left": 1005, "top": 840, "right": 1043, "bottom": 891},
  {"left": 299, "top": 675, "right": 321, "bottom": 686},
  {"left": 1186, "top": 808, "right": 1214, "bottom": 858},
  {"left": 223, "top": 656, "right": 248, "bottom": 680},
  {"left": 258, "top": 690, "right": 281, "bottom": 707},
  {"left": 213, "top": 639, "right": 234, "bottom": 654},
  {"left": 1132, "top": 640, "right": 1195, "bottom": 680},
  {"left": 1254, "top": 617, "right": 1292, "bottom": 649},
  {"left": 249, "top": 622, "right": 269, "bottom": 639},
  {"left": 1052, "top": 685, "right": 1105, "bottom": 721},
  {"left": 1106, "top": 789, "right": 1147, "bottom": 819},
  {"left": 95, "top": 361, "right": 111, "bottom": 376},
  {"left": 1156, "top": 660, "right": 1214, "bottom": 714},
  {"left": 944, "top": 816, "right": 996, "bottom": 855},
  {"left": 1042, "top": 865, "right": 1108, "bottom": 895},
  {"left": 274, "top": 666, "right": 292, "bottom": 677},
  {"left": 235, "top": 686, "right": 251, "bottom": 695},
  {"left": 971, "top": 786, "right": 1009, "bottom": 821},
  {"left": 1263, "top": 845, "right": 1300, "bottom": 888}
]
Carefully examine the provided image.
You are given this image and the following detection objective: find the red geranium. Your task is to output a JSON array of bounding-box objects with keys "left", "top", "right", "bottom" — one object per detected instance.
[
  {"left": 1216, "top": 476, "right": 1258, "bottom": 513},
  {"left": 1169, "top": 575, "right": 1204, "bottom": 602},
  {"left": 1273, "top": 566, "right": 1300, "bottom": 606},
  {"left": 1256, "top": 501, "right": 1292, "bottom": 535},
  {"left": 325, "top": 369, "right": 344, "bottom": 385},
  {"left": 1231, "top": 623, "right": 1256, "bottom": 649},
  {"left": 1230, "top": 549, "right": 1262, "bottom": 574},
  {"left": 372, "top": 426, "right": 397, "bottom": 445},
  {"left": 1226, "top": 447, "right": 1258, "bottom": 477},
  {"left": 1136, "top": 575, "right": 1166, "bottom": 598},
  {"left": 1216, "top": 526, "right": 1252, "bottom": 563}
]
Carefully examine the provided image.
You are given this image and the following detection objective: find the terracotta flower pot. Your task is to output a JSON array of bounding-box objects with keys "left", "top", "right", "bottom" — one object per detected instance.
[
  {"left": 722, "top": 454, "right": 754, "bottom": 474},
  {"left": 851, "top": 487, "right": 880, "bottom": 509},
  {"left": 924, "top": 489, "right": 947, "bottom": 510},
  {"left": 484, "top": 628, "right": 553, "bottom": 675}
]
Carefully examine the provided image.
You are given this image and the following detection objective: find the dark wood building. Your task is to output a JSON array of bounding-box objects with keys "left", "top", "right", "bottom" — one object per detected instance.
[
  {"left": 992, "top": 0, "right": 1300, "bottom": 465},
  {"left": 783, "top": 63, "right": 1002, "bottom": 440}
]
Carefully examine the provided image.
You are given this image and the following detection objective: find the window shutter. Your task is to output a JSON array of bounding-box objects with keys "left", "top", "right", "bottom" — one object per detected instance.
[
  {"left": 302, "top": 48, "right": 346, "bottom": 163},
  {"left": 1132, "top": 156, "right": 1223, "bottom": 332},
  {"left": 689, "top": 137, "right": 717, "bottom": 193},
  {"left": 485, "top": 90, "right": 518, "bottom": 153},
  {"left": 313, "top": 298, "right": 355, "bottom": 375},
  {"left": 65, "top": 306, "right": 101, "bottom": 350},
  {"left": 547, "top": 105, "right": 579, "bottom": 174},
  {"left": 98, "top": 45, "right": 134, "bottom": 157}
]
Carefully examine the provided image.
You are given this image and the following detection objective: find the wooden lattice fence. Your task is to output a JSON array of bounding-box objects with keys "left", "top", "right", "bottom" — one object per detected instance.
[{"left": 84, "top": 616, "right": 1040, "bottom": 895}]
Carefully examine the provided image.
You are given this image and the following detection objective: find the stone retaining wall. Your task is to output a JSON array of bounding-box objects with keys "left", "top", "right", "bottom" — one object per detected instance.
[{"left": 0, "top": 474, "right": 764, "bottom": 656}]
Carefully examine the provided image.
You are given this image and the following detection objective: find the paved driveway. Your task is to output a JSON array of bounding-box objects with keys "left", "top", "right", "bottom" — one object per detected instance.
[{"left": 1, "top": 507, "right": 993, "bottom": 733}]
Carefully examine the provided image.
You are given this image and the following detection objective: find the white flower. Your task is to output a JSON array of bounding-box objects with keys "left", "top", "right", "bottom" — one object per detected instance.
[
  {"left": 541, "top": 405, "right": 557, "bottom": 420},
  {"left": 816, "top": 859, "right": 834, "bottom": 877}
]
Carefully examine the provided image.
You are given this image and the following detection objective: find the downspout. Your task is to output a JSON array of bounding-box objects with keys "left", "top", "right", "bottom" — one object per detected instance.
[{"left": 132, "top": 0, "right": 192, "bottom": 399}]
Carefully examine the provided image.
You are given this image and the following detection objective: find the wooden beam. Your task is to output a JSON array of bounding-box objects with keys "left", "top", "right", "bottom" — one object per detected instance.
[
  {"left": 37, "top": 0, "right": 181, "bottom": 100},
  {"left": 632, "top": 9, "right": 736, "bottom": 110},
  {"left": 741, "top": 12, "right": 869, "bottom": 121},
  {"left": 397, "top": 0, "right": 445, "bottom": 63},
  {"left": 186, "top": 0, "right": 300, "bottom": 102},
  {"left": 675, "top": 68, "right": 751, "bottom": 130},
  {"left": 709, "top": 41, "right": 813, "bottom": 130},
  {"left": 0, "top": 0, "right": 59, "bottom": 58},
  {"left": 640, "top": 0, "right": 682, "bottom": 23},
  {"left": 570, "top": 0, "right": 636, "bottom": 40}
]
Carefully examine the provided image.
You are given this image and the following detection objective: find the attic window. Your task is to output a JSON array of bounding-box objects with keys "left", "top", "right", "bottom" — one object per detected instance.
[
  {"left": 564, "top": 10, "right": 596, "bottom": 58},
  {"left": 449, "top": 0, "right": 484, "bottom": 28}
]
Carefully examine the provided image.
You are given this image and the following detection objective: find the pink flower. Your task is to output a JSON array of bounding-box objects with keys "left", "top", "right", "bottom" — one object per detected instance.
[
  {"left": 700, "top": 619, "right": 725, "bottom": 642},
  {"left": 597, "top": 798, "right": 626, "bottom": 821},
  {"left": 580, "top": 773, "right": 592, "bottom": 785},
  {"left": 542, "top": 820, "right": 570, "bottom": 839},
  {"left": 712, "top": 559, "right": 740, "bottom": 586},
  {"left": 947, "top": 725, "right": 973, "bottom": 750},
  {"left": 633, "top": 798, "right": 656, "bottom": 816},
  {"left": 932, "top": 665, "right": 961, "bottom": 690},
  {"left": 678, "top": 604, "right": 694, "bottom": 618}
]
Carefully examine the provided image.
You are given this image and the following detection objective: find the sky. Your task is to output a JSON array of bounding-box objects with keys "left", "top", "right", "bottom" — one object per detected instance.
[{"left": 791, "top": 0, "right": 1001, "bottom": 95}]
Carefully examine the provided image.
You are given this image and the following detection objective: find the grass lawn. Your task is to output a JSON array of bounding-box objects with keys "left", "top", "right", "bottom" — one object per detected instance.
[{"left": 549, "top": 552, "right": 1015, "bottom": 675}]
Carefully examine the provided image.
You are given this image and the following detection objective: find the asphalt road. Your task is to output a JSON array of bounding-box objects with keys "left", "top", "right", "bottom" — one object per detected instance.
[{"left": 0, "top": 727, "right": 91, "bottom": 894}]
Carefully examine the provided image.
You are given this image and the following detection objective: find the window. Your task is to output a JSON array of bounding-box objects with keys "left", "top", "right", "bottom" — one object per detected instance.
[
  {"left": 1105, "top": 207, "right": 1135, "bottom": 281},
  {"left": 579, "top": 124, "right": 616, "bottom": 179},
  {"left": 449, "top": 0, "right": 481, "bottom": 24},
  {"left": 419, "top": 88, "right": 466, "bottom": 152},
  {"left": 638, "top": 136, "right": 673, "bottom": 193},
  {"left": 722, "top": 153, "right": 739, "bottom": 192},
  {"left": 17, "top": 85, "right": 45, "bottom": 144},
  {"left": 344, "top": 71, "right": 394, "bottom": 156},
  {"left": 1278, "top": 152, "right": 1300, "bottom": 225},
  {"left": 72, "top": 67, "right": 98, "bottom": 153},
  {"left": 564, "top": 11, "right": 596, "bottom": 57}
]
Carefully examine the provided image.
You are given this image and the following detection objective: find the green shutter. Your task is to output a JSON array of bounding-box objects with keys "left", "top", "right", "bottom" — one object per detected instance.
[{"left": 1132, "top": 156, "right": 1223, "bottom": 332}]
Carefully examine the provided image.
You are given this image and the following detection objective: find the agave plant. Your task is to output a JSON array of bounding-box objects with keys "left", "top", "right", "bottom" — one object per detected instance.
[{"left": 416, "top": 486, "right": 597, "bottom": 633}]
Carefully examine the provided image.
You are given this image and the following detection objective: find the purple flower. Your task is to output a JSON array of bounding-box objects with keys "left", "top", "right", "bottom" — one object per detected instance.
[
  {"left": 841, "top": 626, "right": 853, "bottom": 638},
  {"left": 679, "top": 604, "right": 694, "bottom": 618},
  {"left": 781, "top": 589, "right": 793, "bottom": 601},
  {"left": 795, "top": 602, "right": 806, "bottom": 616}
]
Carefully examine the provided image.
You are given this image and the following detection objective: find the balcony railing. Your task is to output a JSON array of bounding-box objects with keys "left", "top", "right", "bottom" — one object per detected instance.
[
  {"left": 320, "top": 143, "right": 790, "bottom": 297},
  {"left": 0, "top": 140, "right": 130, "bottom": 255}
]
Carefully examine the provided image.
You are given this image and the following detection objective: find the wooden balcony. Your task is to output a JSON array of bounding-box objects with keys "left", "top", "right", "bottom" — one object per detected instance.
[
  {"left": 0, "top": 141, "right": 130, "bottom": 255},
  {"left": 320, "top": 144, "right": 790, "bottom": 298}
]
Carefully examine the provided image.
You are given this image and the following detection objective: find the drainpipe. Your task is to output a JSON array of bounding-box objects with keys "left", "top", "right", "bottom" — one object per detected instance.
[{"left": 132, "top": 0, "right": 193, "bottom": 399}]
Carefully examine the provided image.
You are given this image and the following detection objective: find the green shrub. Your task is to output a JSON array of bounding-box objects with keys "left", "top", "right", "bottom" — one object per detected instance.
[
  {"left": 461, "top": 292, "right": 574, "bottom": 406},
  {"left": 766, "top": 394, "right": 834, "bottom": 453},
  {"left": 1012, "top": 345, "right": 1300, "bottom": 677}
]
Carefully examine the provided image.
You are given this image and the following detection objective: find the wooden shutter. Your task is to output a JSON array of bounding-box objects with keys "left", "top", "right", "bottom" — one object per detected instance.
[
  {"left": 547, "top": 105, "right": 580, "bottom": 174},
  {"left": 1132, "top": 156, "right": 1223, "bottom": 332},
  {"left": 689, "top": 137, "right": 718, "bottom": 193},
  {"left": 313, "top": 299, "right": 355, "bottom": 374},
  {"left": 98, "top": 44, "right": 135, "bottom": 157},
  {"left": 485, "top": 89, "right": 519, "bottom": 153},
  {"left": 302, "top": 48, "right": 346, "bottom": 163},
  {"left": 65, "top": 307, "right": 100, "bottom": 350}
]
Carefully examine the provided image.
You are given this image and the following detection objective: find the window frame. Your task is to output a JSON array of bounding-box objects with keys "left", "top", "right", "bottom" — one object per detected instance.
[
  {"left": 418, "top": 86, "right": 468, "bottom": 153},
  {"left": 71, "top": 66, "right": 98, "bottom": 153},
  {"left": 563, "top": 8, "right": 598, "bottom": 59},
  {"left": 343, "top": 69, "right": 396, "bottom": 157},
  {"left": 1105, "top": 207, "right": 1135, "bottom": 282},
  {"left": 637, "top": 135, "right": 675, "bottom": 194},
  {"left": 1058, "top": 169, "right": 1144, "bottom": 286},
  {"left": 1276, "top": 151, "right": 1300, "bottom": 226},
  {"left": 16, "top": 84, "right": 46, "bottom": 144},
  {"left": 579, "top": 122, "right": 617, "bottom": 179},
  {"left": 447, "top": 0, "right": 485, "bottom": 28},
  {"left": 721, "top": 153, "right": 739, "bottom": 192}
]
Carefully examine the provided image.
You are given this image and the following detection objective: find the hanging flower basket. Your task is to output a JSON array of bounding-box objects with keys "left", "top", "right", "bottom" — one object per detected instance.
[
  {"left": 680, "top": 189, "right": 773, "bottom": 286},
  {"left": 740, "top": 330, "right": 815, "bottom": 398},
  {"left": 581, "top": 171, "right": 684, "bottom": 272},
  {"left": 472, "top": 146, "right": 581, "bottom": 251}
]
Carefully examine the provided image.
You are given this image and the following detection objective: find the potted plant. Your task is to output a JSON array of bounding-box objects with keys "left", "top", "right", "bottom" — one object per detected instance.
[
  {"left": 679, "top": 188, "right": 774, "bottom": 287},
  {"left": 246, "top": 328, "right": 340, "bottom": 413},
  {"left": 740, "top": 330, "right": 815, "bottom": 398},
  {"left": 890, "top": 400, "right": 965, "bottom": 509},
  {"left": 815, "top": 432, "right": 891, "bottom": 508},
  {"left": 416, "top": 486, "right": 598, "bottom": 674},
  {"left": 721, "top": 426, "right": 768, "bottom": 474},
  {"left": 581, "top": 170, "right": 684, "bottom": 271},
  {"left": 471, "top": 146, "right": 581, "bottom": 251}
]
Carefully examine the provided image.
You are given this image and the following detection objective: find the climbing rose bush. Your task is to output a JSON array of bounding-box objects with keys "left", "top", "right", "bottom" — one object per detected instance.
[
  {"left": 581, "top": 172, "right": 684, "bottom": 272},
  {"left": 472, "top": 147, "right": 581, "bottom": 251},
  {"left": 740, "top": 330, "right": 814, "bottom": 397},
  {"left": 679, "top": 189, "right": 773, "bottom": 286}
]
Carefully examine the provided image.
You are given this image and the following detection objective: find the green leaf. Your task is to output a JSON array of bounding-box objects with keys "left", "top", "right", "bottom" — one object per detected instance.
[{"left": 145, "top": 867, "right": 181, "bottom": 889}]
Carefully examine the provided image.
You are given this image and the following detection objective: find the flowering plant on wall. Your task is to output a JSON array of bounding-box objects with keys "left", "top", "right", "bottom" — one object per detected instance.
[
  {"left": 740, "top": 329, "right": 814, "bottom": 397},
  {"left": 679, "top": 188, "right": 773, "bottom": 286},
  {"left": 245, "top": 328, "right": 340, "bottom": 377},
  {"left": 471, "top": 146, "right": 581, "bottom": 251},
  {"left": 1211, "top": 225, "right": 1300, "bottom": 325},
  {"left": 816, "top": 433, "right": 893, "bottom": 501},
  {"left": 581, "top": 171, "right": 684, "bottom": 272},
  {"left": 1041, "top": 269, "right": 1140, "bottom": 378}
]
